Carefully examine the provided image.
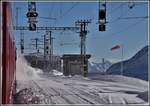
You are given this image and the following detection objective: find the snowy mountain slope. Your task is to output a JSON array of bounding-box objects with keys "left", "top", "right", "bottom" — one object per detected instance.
[
  {"left": 106, "top": 45, "right": 148, "bottom": 81},
  {"left": 88, "top": 60, "right": 112, "bottom": 73}
]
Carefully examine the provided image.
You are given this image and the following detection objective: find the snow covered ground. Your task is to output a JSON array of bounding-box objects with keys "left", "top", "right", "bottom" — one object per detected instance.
[
  {"left": 14, "top": 74, "right": 149, "bottom": 104},
  {"left": 14, "top": 56, "right": 149, "bottom": 104}
]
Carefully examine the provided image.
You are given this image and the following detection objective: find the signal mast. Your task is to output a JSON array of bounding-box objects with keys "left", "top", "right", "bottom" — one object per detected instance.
[
  {"left": 98, "top": 1, "right": 106, "bottom": 31},
  {"left": 26, "top": 2, "right": 38, "bottom": 31}
]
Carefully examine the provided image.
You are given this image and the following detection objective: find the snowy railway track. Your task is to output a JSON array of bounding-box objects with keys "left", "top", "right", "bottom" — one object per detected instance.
[
  {"left": 15, "top": 75, "right": 148, "bottom": 104},
  {"left": 31, "top": 79, "right": 105, "bottom": 104},
  {"left": 31, "top": 78, "right": 146, "bottom": 104},
  {"left": 31, "top": 80, "right": 54, "bottom": 104},
  {"left": 31, "top": 80, "right": 91, "bottom": 104}
]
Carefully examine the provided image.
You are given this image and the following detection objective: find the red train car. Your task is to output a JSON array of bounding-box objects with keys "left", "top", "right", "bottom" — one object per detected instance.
[{"left": 1, "top": 2, "right": 17, "bottom": 104}]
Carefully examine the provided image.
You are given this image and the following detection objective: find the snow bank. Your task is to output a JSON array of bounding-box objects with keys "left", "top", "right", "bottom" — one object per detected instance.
[
  {"left": 88, "top": 75, "right": 148, "bottom": 89},
  {"left": 16, "top": 55, "right": 43, "bottom": 80},
  {"left": 50, "top": 69, "right": 63, "bottom": 76}
]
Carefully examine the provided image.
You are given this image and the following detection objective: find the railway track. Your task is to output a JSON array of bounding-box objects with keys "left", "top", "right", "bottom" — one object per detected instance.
[
  {"left": 31, "top": 79, "right": 95, "bottom": 104},
  {"left": 15, "top": 75, "right": 147, "bottom": 104}
]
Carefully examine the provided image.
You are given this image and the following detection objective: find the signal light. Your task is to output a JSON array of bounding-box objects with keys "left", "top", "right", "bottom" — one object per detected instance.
[
  {"left": 21, "top": 45, "right": 24, "bottom": 50},
  {"left": 99, "top": 24, "right": 105, "bottom": 31},
  {"left": 26, "top": 12, "right": 38, "bottom": 18},
  {"left": 29, "top": 23, "right": 36, "bottom": 31},
  {"left": 46, "top": 46, "right": 49, "bottom": 50},
  {"left": 45, "top": 46, "right": 49, "bottom": 54},
  {"left": 46, "top": 51, "right": 49, "bottom": 54},
  {"left": 99, "top": 10, "right": 106, "bottom": 20}
]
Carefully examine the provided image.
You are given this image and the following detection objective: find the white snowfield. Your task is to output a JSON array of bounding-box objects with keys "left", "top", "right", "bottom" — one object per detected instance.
[{"left": 16, "top": 74, "right": 149, "bottom": 104}]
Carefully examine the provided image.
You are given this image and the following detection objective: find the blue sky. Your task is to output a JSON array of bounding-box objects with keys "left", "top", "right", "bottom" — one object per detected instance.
[{"left": 11, "top": 1, "right": 148, "bottom": 63}]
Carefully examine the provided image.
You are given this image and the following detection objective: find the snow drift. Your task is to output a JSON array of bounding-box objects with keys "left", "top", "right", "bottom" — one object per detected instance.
[
  {"left": 16, "top": 55, "right": 43, "bottom": 80},
  {"left": 51, "top": 69, "right": 63, "bottom": 76}
]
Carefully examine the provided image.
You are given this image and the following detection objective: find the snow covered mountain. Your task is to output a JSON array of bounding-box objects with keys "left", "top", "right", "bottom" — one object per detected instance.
[
  {"left": 88, "top": 60, "right": 112, "bottom": 73},
  {"left": 106, "top": 45, "right": 148, "bottom": 81}
]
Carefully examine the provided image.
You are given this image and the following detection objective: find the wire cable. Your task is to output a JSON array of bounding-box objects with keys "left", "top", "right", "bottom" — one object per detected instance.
[
  {"left": 89, "top": 18, "right": 147, "bottom": 39},
  {"left": 59, "top": 2, "right": 79, "bottom": 19},
  {"left": 117, "top": 16, "right": 148, "bottom": 20}
]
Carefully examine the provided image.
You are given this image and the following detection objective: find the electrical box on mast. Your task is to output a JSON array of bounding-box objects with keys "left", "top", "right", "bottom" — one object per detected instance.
[{"left": 26, "top": 2, "right": 38, "bottom": 31}]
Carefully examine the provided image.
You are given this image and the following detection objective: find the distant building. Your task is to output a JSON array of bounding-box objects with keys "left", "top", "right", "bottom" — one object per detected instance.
[
  {"left": 62, "top": 54, "right": 91, "bottom": 76},
  {"left": 24, "top": 54, "right": 61, "bottom": 72}
]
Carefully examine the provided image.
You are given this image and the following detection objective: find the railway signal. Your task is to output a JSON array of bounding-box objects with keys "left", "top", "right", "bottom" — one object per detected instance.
[
  {"left": 29, "top": 23, "right": 37, "bottom": 31},
  {"left": 45, "top": 40, "right": 49, "bottom": 55},
  {"left": 26, "top": 2, "right": 38, "bottom": 31},
  {"left": 20, "top": 31, "right": 24, "bottom": 54},
  {"left": 98, "top": 1, "right": 106, "bottom": 31},
  {"left": 43, "top": 31, "right": 55, "bottom": 56}
]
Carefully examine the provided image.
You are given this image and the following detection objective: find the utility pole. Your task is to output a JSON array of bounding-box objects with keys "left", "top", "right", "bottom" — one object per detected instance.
[
  {"left": 43, "top": 34, "right": 47, "bottom": 57},
  {"left": 43, "top": 30, "right": 54, "bottom": 57},
  {"left": 20, "top": 30, "right": 24, "bottom": 54},
  {"left": 31, "top": 38, "right": 39, "bottom": 67},
  {"left": 16, "top": 7, "right": 20, "bottom": 27},
  {"left": 49, "top": 31, "right": 55, "bottom": 70},
  {"left": 75, "top": 20, "right": 91, "bottom": 77},
  {"left": 30, "top": 38, "right": 43, "bottom": 54},
  {"left": 43, "top": 34, "right": 47, "bottom": 72},
  {"left": 49, "top": 31, "right": 55, "bottom": 58},
  {"left": 121, "top": 44, "right": 124, "bottom": 76},
  {"left": 102, "top": 58, "right": 105, "bottom": 70},
  {"left": 43, "top": 30, "right": 55, "bottom": 72}
]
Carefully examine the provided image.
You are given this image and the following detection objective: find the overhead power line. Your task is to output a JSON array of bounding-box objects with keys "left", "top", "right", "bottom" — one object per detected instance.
[
  {"left": 39, "top": 16, "right": 56, "bottom": 20},
  {"left": 89, "top": 18, "right": 147, "bottom": 39},
  {"left": 110, "top": 19, "right": 147, "bottom": 37},
  {"left": 107, "top": 16, "right": 148, "bottom": 24},
  {"left": 59, "top": 2, "right": 79, "bottom": 19},
  {"left": 108, "top": 3, "right": 125, "bottom": 15},
  {"left": 49, "top": 2, "right": 55, "bottom": 18},
  {"left": 117, "top": 16, "right": 148, "bottom": 20}
]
